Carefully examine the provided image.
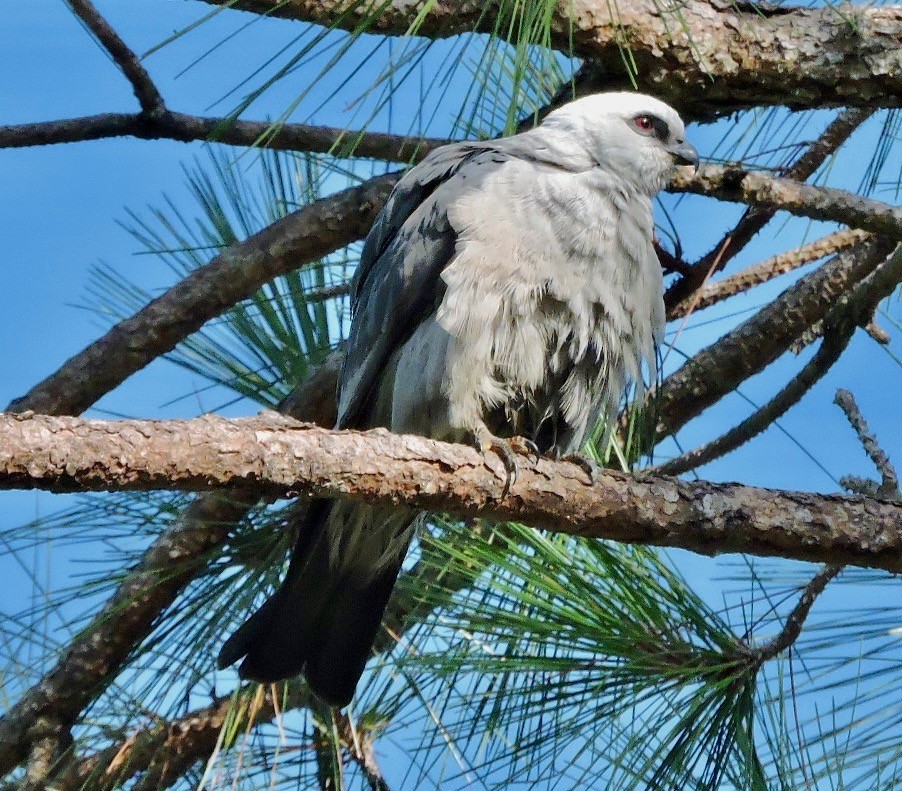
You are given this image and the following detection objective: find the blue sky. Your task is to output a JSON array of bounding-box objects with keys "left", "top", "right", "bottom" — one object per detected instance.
[{"left": 1, "top": 1, "right": 899, "bottom": 785}]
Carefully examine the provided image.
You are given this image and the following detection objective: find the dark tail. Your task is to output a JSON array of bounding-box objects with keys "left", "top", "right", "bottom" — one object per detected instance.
[{"left": 217, "top": 499, "right": 408, "bottom": 708}]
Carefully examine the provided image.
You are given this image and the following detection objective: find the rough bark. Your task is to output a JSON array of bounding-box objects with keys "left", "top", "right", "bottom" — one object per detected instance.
[
  {"left": 669, "top": 166, "right": 902, "bottom": 241},
  {"left": 0, "top": 357, "right": 342, "bottom": 778},
  {"left": 6, "top": 174, "right": 398, "bottom": 417},
  {"left": 0, "top": 413, "right": 899, "bottom": 572},
  {"left": 198, "top": 0, "right": 902, "bottom": 115}
]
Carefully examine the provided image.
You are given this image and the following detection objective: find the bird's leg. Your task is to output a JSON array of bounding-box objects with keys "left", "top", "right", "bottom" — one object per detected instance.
[{"left": 471, "top": 425, "right": 539, "bottom": 496}]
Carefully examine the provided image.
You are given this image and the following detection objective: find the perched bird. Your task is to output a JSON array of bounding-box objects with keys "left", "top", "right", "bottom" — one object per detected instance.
[{"left": 218, "top": 92, "right": 698, "bottom": 707}]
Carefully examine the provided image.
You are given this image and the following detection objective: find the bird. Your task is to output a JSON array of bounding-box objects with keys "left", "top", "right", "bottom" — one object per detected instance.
[{"left": 217, "top": 91, "right": 698, "bottom": 707}]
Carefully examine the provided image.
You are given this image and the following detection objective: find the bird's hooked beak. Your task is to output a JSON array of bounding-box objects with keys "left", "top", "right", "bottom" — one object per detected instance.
[{"left": 667, "top": 140, "right": 699, "bottom": 171}]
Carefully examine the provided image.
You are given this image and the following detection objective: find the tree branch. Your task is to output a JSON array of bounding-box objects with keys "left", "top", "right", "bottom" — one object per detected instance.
[
  {"left": 668, "top": 230, "right": 870, "bottom": 320},
  {"left": 0, "top": 111, "right": 447, "bottom": 162},
  {"left": 0, "top": 412, "right": 899, "bottom": 571},
  {"left": 753, "top": 565, "right": 843, "bottom": 663},
  {"left": 669, "top": 165, "right": 902, "bottom": 241},
  {"left": 657, "top": 242, "right": 902, "bottom": 474},
  {"left": 6, "top": 174, "right": 398, "bottom": 416},
  {"left": 198, "top": 0, "right": 902, "bottom": 115},
  {"left": 835, "top": 388, "right": 900, "bottom": 499},
  {"left": 653, "top": 237, "right": 897, "bottom": 442},
  {"left": 67, "top": 0, "right": 165, "bottom": 115}
]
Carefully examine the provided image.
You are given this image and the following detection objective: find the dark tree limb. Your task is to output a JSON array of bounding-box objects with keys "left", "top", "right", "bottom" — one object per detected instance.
[
  {"left": 0, "top": 412, "right": 899, "bottom": 572},
  {"left": 5, "top": 174, "right": 398, "bottom": 417},
  {"left": 0, "top": 357, "right": 341, "bottom": 779},
  {"left": 0, "top": 111, "right": 447, "bottom": 162},
  {"left": 67, "top": 0, "right": 164, "bottom": 115}
]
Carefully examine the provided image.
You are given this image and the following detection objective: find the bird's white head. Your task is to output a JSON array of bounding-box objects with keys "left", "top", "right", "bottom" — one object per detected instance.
[{"left": 541, "top": 92, "right": 698, "bottom": 194}]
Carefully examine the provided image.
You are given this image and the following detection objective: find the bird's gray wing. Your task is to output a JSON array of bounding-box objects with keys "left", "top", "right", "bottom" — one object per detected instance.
[{"left": 337, "top": 142, "right": 507, "bottom": 428}]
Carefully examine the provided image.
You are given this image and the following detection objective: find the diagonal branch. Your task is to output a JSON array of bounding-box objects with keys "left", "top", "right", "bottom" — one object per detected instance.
[
  {"left": 753, "top": 565, "right": 843, "bottom": 663},
  {"left": 0, "top": 356, "right": 342, "bottom": 779},
  {"left": 657, "top": 243, "right": 902, "bottom": 475},
  {"left": 652, "top": 237, "right": 897, "bottom": 442},
  {"left": 0, "top": 412, "right": 899, "bottom": 572},
  {"left": 6, "top": 174, "right": 398, "bottom": 416},
  {"left": 835, "top": 388, "right": 901, "bottom": 499},
  {"left": 67, "top": 0, "right": 164, "bottom": 115},
  {"left": 668, "top": 230, "right": 870, "bottom": 320}
]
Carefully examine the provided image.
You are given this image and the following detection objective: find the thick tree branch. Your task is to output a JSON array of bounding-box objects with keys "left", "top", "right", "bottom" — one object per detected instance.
[
  {"left": 0, "top": 111, "right": 447, "bottom": 162},
  {"left": 6, "top": 174, "right": 398, "bottom": 416},
  {"left": 199, "top": 0, "right": 902, "bottom": 114},
  {"left": 0, "top": 412, "right": 899, "bottom": 572},
  {"left": 669, "top": 166, "right": 902, "bottom": 241}
]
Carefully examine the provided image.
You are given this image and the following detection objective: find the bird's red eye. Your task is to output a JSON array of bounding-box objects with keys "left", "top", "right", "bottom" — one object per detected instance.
[{"left": 635, "top": 115, "right": 653, "bottom": 131}]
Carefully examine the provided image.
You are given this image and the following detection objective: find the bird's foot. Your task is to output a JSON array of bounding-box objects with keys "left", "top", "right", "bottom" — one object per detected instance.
[
  {"left": 473, "top": 429, "right": 539, "bottom": 496},
  {"left": 558, "top": 452, "right": 602, "bottom": 485}
]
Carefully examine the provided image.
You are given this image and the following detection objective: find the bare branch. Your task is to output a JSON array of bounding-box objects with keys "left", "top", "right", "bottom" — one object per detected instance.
[
  {"left": 667, "top": 109, "right": 873, "bottom": 308},
  {"left": 67, "top": 0, "right": 164, "bottom": 115},
  {"left": 0, "top": 111, "right": 447, "bottom": 162},
  {"left": 668, "top": 230, "right": 870, "bottom": 320},
  {"left": 835, "top": 389, "right": 901, "bottom": 499},
  {"left": 657, "top": 242, "right": 902, "bottom": 474},
  {"left": 0, "top": 412, "right": 899, "bottom": 571},
  {"left": 754, "top": 565, "right": 843, "bottom": 663},
  {"left": 198, "top": 0, "right": 902, "bottom": 115},
  {"left": 5, "top": 174, "right": 398, "bottom": 416},
  {"left": 653, "top": 237, "right": 896, "bottom": 441},
  {"left": 669, "top": 165, "right": 902, "bottom": 241}
]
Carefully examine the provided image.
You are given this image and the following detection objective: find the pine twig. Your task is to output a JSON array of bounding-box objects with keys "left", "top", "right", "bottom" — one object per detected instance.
[
  {"left": 754, "top": 565, "right": 843, "bottom": 664},
  {"left": 652, "top": 236, "right": 894, "bottom": 443},
  {"left": 834, "top": 389, "right": 901, "bottom": 499},
  {"left": 67, "top": 0, "right": 165, "bottom": 115},
  {"left": 668, "top": 229, "right": 870, "bottom": 320}
]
